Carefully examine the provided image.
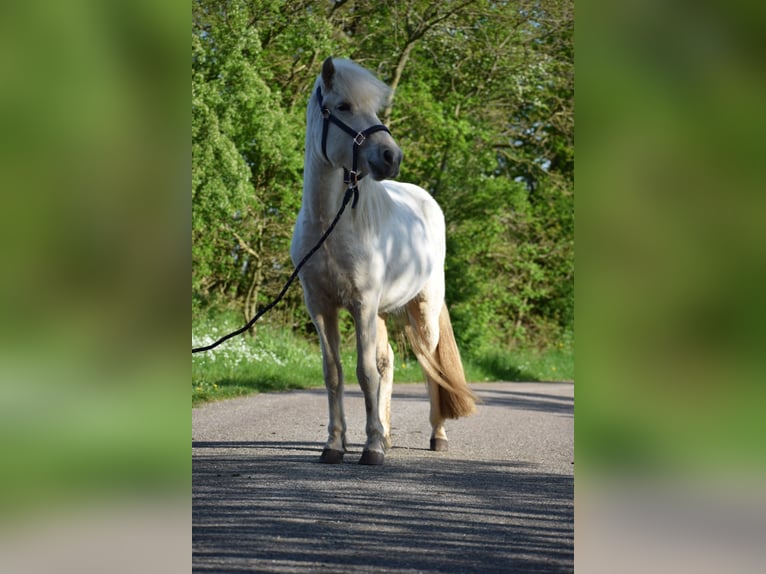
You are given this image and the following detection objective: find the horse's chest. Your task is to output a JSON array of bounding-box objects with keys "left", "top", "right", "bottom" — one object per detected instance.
[
  {"left": 325, "top": 238, "right": 387, "bottom": 290},
  {"left": 322, "top": 244, "right": 370, "bottom": 301}
]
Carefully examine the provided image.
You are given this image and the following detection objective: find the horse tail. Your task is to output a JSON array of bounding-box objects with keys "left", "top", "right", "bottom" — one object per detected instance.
[{"left": 405, "top": 302, "right": 478, "bottom": 419}]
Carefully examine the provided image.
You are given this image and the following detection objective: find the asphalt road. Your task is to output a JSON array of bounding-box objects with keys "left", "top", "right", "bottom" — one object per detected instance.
[{"left": 193, "top": 382, "right": 574, "bottom": 573}]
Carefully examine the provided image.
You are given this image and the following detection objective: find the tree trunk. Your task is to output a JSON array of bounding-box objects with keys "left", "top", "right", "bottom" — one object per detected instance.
[{"left": 383, "top": 42, "right": 415, "bottom": 125}]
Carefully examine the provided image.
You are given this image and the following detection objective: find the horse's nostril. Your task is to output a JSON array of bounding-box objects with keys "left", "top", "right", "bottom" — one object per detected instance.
[{"left": 383, "top": 149, "right": 394, "bottom": 166}]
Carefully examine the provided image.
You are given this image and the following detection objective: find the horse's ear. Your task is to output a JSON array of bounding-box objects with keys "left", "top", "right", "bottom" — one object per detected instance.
[{"left": 321, "top": 57, "right": 335, "bottom": 91}]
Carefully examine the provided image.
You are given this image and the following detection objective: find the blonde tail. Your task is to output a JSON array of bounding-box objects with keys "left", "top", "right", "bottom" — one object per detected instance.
[{"left": 405, "top": 302, "right": 477, "bottom": 419}]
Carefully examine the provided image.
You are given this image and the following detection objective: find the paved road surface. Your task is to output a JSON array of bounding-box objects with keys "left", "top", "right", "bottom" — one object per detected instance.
[{"left": 193, "top": 382, "right": 574, "bottom": 573}]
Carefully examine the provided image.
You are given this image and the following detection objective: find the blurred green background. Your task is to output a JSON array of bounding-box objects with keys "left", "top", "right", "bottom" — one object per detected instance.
[
  {"left": 576, "top": 2, "right": 766, "bottom": 570},
  {"left": 577, "top": 0, "right": 766, "bottom": 473},
  {"left": 0, "top": 0, "right": 189, "bottom": 535}
]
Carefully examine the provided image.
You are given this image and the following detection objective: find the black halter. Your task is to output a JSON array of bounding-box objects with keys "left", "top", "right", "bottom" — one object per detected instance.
[{"left": 315, "top": 86, "right": 392, "bottom": 208}]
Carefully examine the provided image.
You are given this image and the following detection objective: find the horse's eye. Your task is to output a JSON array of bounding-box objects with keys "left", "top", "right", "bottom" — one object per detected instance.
[{"left": 336, "top": 102, "right": 352, "bottom": 112}]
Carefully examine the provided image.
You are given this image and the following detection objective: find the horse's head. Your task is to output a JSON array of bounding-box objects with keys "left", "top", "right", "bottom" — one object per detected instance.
[{"left": 311, "top": 57, "right": 402, "bottom": 181}]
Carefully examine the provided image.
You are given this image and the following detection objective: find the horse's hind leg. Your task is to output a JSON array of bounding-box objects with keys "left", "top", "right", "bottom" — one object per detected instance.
[
  {"left": 376, "top": 316, "right": 394, "bottom": 450},
  {"left": 312, "top": 306, "right": 347, "bottom": 463},
  {"left": 427, "top": 378, "right": 448, "bottom": 451},
  {"left": 405, "top": 297, "right": 448, "bottom": 452}
]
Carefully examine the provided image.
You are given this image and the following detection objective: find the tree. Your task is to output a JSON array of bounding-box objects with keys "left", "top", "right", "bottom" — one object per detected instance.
[
  {"left": 193, "top": 0, "right": 307, "bottom": 323},
  {"left": 191, "top": 0, "right": 574, "bottom": 349}
]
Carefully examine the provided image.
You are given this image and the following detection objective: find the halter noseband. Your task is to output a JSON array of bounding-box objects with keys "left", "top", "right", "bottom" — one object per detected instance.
[{"left": 316, "top": 86, "right": 392, "bottom": 208}]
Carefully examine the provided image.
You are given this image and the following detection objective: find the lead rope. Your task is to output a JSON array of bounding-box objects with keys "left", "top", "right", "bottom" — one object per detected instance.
[{"left": 192, "top": 185, "right": 356, "bottom": 354}]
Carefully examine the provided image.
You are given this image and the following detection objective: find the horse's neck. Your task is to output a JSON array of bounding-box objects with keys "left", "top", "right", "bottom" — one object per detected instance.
[
  {"left": 302, "top": 156, "right": 389, "bottom": 225},
  {"left": 301, "top": 160, "right": 346, "bottom": 222}
]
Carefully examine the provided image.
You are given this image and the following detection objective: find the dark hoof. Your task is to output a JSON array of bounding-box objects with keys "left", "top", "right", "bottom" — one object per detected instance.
[
  {"left": 430, "top": 438, "right": 449, "bottom": 452},
  {"left": 319, "top": 448, "right": 344, "bottom": 464},
  {"left": 359, "top": 450, "right": 385, "bottom": 465}
]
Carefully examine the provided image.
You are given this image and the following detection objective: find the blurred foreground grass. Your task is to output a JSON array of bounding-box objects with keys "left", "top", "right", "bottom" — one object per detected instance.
[{"left": 0, "top": 353, "right": 188, "bottom": 521}]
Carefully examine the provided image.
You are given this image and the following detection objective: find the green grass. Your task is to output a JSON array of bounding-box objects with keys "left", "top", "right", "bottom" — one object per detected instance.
[
  {"left": 192, "top": 315, "right": 573, "bottom": 406},
  {"left": 192, "top": 320, "right": 324, "bottom": 405},
  {"left": 466, "top": 339, "right": 575, "bottom": 383}
]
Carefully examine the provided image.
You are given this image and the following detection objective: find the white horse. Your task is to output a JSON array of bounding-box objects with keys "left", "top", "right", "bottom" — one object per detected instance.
[{"left": 291, "top": 58, "right": 476, "bottom": 465}]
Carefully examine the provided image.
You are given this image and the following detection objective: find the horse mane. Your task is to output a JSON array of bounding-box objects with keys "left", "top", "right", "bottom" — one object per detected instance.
[{"left": 316, "top": 58, "right": 391, "bottom": 112}]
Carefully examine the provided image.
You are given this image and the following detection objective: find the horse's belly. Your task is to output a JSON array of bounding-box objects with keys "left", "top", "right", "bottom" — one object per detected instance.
[
  {"left": 378, "top": 274, "right": 430, "bottom": 312},
  {"left": 376, "top": 243, "right": 436, "bottom": 312}
]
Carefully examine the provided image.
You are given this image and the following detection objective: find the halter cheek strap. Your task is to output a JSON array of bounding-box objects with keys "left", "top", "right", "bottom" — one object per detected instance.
[{"left": 316, "top": 87, "right": 392, "bottom": 208}]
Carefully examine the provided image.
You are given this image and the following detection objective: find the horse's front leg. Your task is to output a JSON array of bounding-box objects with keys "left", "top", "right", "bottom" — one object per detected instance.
[
  {"left": 313, "top": 307, "right": 347, "bottom": 464},
  {"left": 354, "top": 305, "right": 387, "bottom": 465}
]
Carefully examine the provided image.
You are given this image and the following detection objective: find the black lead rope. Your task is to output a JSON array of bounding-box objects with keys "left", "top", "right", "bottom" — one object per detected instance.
[
  {"left": 192, "top": 86, "right": 391, "bottom": 354},
  {"left": 191, "top": 186, "right": 357, "bottom": 354}
]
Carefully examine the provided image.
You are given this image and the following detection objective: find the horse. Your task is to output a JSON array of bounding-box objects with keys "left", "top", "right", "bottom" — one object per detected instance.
[{"left": 290, "top": 57, "right": 476, "bottom": 465}]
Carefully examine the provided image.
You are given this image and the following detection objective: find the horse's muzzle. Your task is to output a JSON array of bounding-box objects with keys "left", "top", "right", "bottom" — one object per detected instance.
[{"left": 369, "top": 145, "right": 403, "bottom": 180}]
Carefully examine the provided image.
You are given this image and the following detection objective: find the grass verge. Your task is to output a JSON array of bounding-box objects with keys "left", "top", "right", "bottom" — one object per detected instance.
[{"left": 192, "top": 315, "right": 573, "bottom": 406}]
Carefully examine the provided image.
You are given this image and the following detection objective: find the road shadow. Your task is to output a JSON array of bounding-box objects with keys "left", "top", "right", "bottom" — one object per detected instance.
[
  {"left": 193, "top": 440, "right": 320, "bottom": 452},
  {"left": 474, "top": 388, "right": 573, "bottom": 416},
  {"left": 385, "top": 385, "right": 573, "bottom": 416},
  {"left": 193, "top": 446, "right": 573, "bottom": 573}
]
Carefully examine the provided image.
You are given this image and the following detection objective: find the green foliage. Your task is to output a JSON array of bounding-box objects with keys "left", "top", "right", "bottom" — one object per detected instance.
[
  {"left": 192, "top": 0, "right": 574, "bottom": 352},
  {"left": 192, "top": 0, "right": 308, "bottom": 318}
]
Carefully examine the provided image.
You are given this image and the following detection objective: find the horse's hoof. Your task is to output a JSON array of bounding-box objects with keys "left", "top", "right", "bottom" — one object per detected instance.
[
  {"left": 430, "top": 438, "right": 449, "bottom": 452},
  {"left": 359, "top": 450, "right": 385, "bottom": 465},
  {"left": 319, "top": 448, "right": 344, "bottom": 464}
]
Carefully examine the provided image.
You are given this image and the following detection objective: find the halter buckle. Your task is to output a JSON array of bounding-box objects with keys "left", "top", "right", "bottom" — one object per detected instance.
[
  {"left": 321, "top": 108, "right": 330, "bottom": 119},
  {"left": 345, "top": 170, "right": 359, "bottom": 187},
  {"left": 353, "top": 132, "right": 366, "bottom": 146}
]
